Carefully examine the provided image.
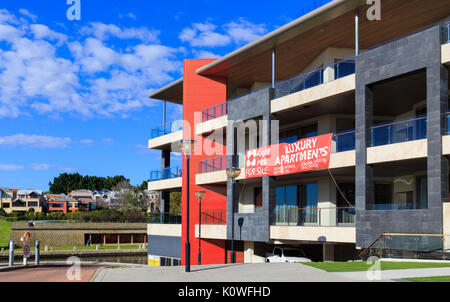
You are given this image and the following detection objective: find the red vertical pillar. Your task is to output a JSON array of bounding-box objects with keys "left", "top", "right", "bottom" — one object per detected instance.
[{"left": 181, "top": 59, "right": 227, "bottom": 266}]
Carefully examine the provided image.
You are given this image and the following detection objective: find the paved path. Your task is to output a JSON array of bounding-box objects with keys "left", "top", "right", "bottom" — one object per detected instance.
[
  {"left": 0, "top": 266, "right": 100, "bottom": 282},
  {"left": 333, "top": 267, "right": 450, "bottom": 281},
  {"left": 92, "top": 263, "right": 354, "bottom": 282}
]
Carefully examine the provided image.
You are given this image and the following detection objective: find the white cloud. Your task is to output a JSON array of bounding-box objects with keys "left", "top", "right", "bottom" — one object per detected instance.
[
  {"left": 179, "top": 19, "right": 267, "bottom": 48},
  {"left": 30, "top": 24, "right": 67, "bottom": 44},
  {"left": 81, "top": 22, "right": 160, "bottom": 43},
  {"left": 18, "top": 9, "right": 38, "bottom": 22},
  {"left": 0, "top": 134, "right": 72, "bottom": 148},
  {"left": 224, "top": 18, "right": 267, "bottom": 44},
  {"left": 30, "top": 163, "right": 77, "bottom": 172},
  {"left": 0, "top": 164, "right": 24, "bottom": 171},
  {"left": 179, "top": 22, "right": 230, "bottom": 47},
  {"left": 192, "top": 49, "right": 221, "bottom": 59},
  {"left": 80, "top": 139, "right": 94, "bottom": 145},
  {"left": 0, "top": 9, "right": 182, "bottom": 119},
  {"left": 102, "top": 138, "right": 115, "bottom": 145},
  {"left": 30, "top": 163, "right": 52, "bottom": 170}
]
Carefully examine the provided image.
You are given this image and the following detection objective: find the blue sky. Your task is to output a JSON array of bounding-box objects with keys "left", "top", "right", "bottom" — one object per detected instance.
[{"left": 0, "top": 0, "right": 329, "bottom": 191}]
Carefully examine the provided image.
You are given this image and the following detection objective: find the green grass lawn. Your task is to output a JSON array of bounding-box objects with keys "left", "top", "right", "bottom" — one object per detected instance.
[
  {"left": 304, "top": 261, "right": 450, "bottom": 272},
  {"left": 404, "top": 276, "right": 450, "bottom": 282},
  {"left": 0, "top": 220, "right": 12, "bottom": 248}
]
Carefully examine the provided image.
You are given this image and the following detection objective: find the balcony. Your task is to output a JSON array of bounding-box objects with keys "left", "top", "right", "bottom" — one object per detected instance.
[
  {"left": 331, "top": 114, "right": 430, "bottom": 154},
  {"left": 198, "top": 156, "right": 227, "bottom": 174},
  {"left": 200, "top": 210, "right": 226, "bottom": 225},
  {"left": 148, "top": 167, "right": 182, "bottom": 191},
  {"left": 444, "top": 20, "right": 450, "bottom": 44},
  {"left": 149, "top": 213, "right": 182, "bottom": 224},
  {"left": 150, "top": 166, "right": 182, "bottom": 182},
  {"left": 148, "top": 120, "right": 183, "bottom": 150},
  {"left": 151, "top": 120, "right": 183, "bottom": 139},
  {"left": 270, "top": 207, "right": 355, "bottom": 227},
  {"left": 202, "top": 102, "right": 227, "bottom": 122},
  {"left": 274, "top": 55, "right": 355, "bottom": 97}
]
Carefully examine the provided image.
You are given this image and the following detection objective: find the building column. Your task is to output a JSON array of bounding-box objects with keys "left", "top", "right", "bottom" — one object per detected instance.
[
  {"left": 427, "top": 63, "right": 449, "bottom": 234},
  {"left": 103, "top": 234, "right": 106, "bottom": 245},
  {"left": 355, "top": 84, "right": 374, "bottom": 248},
  {"left": 323, "top": 244, "right": 334, "bottom": 262},
  {"left": 131, "top": 234, "right": 134, "bottom": 244}
]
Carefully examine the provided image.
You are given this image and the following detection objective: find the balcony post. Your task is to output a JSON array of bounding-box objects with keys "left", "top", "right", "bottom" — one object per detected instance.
[
  {"left": 355, "top": 10, "right": 359, "bottom": 56},
  {"left": 272, "top": 49, "right": 275, "bottom": 88}
]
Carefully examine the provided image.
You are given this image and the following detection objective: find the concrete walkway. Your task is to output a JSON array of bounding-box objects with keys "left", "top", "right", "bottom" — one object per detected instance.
[
  {"left": 333, "top": 267, "right": 450, "bottom": 281},
  {"left": 92, "top": 263, "right": 356, "bottom": 282}
]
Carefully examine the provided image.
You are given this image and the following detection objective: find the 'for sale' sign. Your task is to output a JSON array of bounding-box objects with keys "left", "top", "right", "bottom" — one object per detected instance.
[{"left": 245, "top": 133, "right": 333, "bottom": 178}]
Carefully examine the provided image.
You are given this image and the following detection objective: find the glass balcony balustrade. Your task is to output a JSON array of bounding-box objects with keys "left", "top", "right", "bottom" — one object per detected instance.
[
  {"left": 270, "top": 207, "right": 355, "bottom": 227},
  {"left": 200, "top": 210, "right": 227, "bottom": 225},
  {"left": 150, "top": 120, "right": 183, "bottom": 139},
  {"left": 202, "top": 102, "right": 227, "bottom": 122},
  {"left": 275, "top": 55, "right": 355, "bottom": 96},
  {"left": 150, "top": 166, "right": 182, "bottom": 182},
  {"left": 198, "top": 156, "right": 227, "bottom": 174},
  {"left": 332, "top": 114, "right": 430, "bottom": 153},
  {"left": 149, "top": 213, "right": 182, "bottom": 224}
]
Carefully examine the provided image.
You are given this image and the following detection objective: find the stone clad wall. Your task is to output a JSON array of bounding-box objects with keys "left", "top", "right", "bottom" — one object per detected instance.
[{"left": 10, "top": 222, "right": 147, "bottom": 247}]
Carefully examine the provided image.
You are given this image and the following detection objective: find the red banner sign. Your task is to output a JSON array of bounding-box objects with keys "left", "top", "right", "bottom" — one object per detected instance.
[{"left": 245, "top": 134, "right": 333, "bottom": 178}]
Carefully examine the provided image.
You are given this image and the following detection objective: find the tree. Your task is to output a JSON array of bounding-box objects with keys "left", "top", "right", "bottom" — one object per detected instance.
[
  {"left": 170, "top": 192, "right": 182, "bottom": 214},
  {"left": 109, "top": 180, "right": 132, "bottom": 210},
  {"left": 48, "top": 173, "right": 128, "bottom": 194}
]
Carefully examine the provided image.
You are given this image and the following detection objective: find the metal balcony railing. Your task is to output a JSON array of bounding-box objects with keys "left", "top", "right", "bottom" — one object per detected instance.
[
  {"left": 444, "top": 20, "right": 450, "bottom": 44},
  {"left": 371, "top": 114, "right": 427, "bottom": 147},
  {"left": 150, "top": 166, "right": 182, "bottom": 181},
  {"left": 149, "top": 212, "right": 182, "bottom": 224},
  {"left": 275, "top": 55, "right": 355, "bottom": 96},
  {"left": 331, "top": 114, "right": 432, "bottom": 153},
  {"left": 200, "top": 210, "right": 226, "bottom": 225},
  {"left": 151, "top": 120, "right": 183, "bottom": 139},
  {"left": 333, "top": 130, "right": 356, "bottom": 153},
  {"left": 360, "top": 233, "right": 450, "bottom": 261},
  {"left": 202, "top": 102, "right": 227, "bottom": 122},
  {"left": 270, "top": 207, "right": 355, "bottom": 227},
  {"left": 198, "top": 156, "right": 227, "bottom": 174}
]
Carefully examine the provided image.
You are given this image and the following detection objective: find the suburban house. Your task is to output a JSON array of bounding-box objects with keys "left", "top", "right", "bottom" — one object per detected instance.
[
  {"left": 146, "top": 0, "right": 450, "bottom": 266},
  {"left": 8, "top": 189, "right": 45, "bottom": 214}
]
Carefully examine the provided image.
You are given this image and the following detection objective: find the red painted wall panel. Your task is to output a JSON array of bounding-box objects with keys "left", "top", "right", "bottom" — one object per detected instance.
[{"left": 181, "top": 59, "right": 227, "bottom": 266}]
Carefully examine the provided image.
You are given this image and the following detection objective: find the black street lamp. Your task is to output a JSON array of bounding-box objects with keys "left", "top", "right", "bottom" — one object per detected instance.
[
  {"left": 195, "top": 190, "right": 206, "bottom": 265},
  {"left": 226, "top": 166, "right": 241, "bottom": 264},
  {"left": 179, "top": 139, "right": 196, "bottom": 273}
]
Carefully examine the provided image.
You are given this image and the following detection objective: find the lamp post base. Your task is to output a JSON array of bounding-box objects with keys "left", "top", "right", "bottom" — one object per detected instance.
[{"left": 231, "top": 251, "right": 236, "bottom": 264}]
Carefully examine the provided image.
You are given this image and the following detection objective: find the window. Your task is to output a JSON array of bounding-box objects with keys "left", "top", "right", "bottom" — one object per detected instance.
[
  {"left": 279, "top": 124, "right": 318, "bottom": 144},
  {"left": 28, "top": 202, "right": 38, "bottom": 207},
  {"left": 254, "top": 187, "right": 262, "bottom": 210},
  {"left": 416, "top": 176, "right": 428, "bottom": 209},
  {"left": 395, "top": 191, "right": 414, "bottom": 210},
  {"left": 372, "top": 183, "right": 393, "bottom": 210},
  {"left": 336, "top": 183, "right": 355, "bottom": 207}
]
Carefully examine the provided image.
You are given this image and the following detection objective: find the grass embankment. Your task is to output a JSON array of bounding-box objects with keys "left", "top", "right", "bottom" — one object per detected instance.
[
  {"left": 0, "top": 220, "right": 12, "bottom": 248},
  {"left": 404, "top": 276, "right": 450, "bottom": 282},
  {"left": 304, "top": 261, "right": 450, "bottom": 272}
]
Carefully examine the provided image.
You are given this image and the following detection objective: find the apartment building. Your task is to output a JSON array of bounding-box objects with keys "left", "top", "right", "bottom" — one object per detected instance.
[
  {"left": 147, "top": 0, "right": 450, "bottom": 266},
  {"left": 0, "top": 188, "right": 14, "bottom": 212},
  {"left": 8, "top": 189, "right": 45, "bottom": 214}
]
